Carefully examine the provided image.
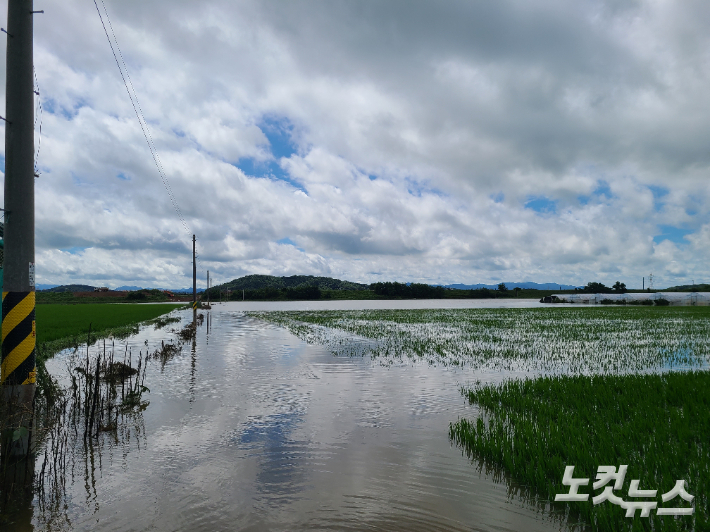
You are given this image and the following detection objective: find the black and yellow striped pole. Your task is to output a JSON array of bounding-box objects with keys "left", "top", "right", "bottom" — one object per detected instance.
[
  {"left": 2, "top": 292, "right": 36, "bottom": 387},
  {"left": 2, "top": 0, "right": 37, "bottom": 459}
]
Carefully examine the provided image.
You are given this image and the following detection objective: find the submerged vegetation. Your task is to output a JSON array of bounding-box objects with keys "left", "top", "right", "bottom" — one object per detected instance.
[
  {"left": 251, "top": 307, "right": 710, "bottom": 373},
  {"left": 252, "top": 306, "right": 710, "bottom": 531}
]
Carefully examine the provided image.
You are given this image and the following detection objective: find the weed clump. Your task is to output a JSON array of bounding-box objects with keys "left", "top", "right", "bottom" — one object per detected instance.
[
  {"left": 152, "top": 340, "right": 181, "bottom": 369},
  {"left": 149, "top": 315, "right": 181, "bottom": 329},
  {"left": 178, "top": 322, "right": 196, "bottom": 341}
]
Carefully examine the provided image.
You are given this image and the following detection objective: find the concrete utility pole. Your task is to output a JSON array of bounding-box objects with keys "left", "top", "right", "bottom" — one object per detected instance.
[
  {"left": 192, "top": 234, "right": 196, "bottom": 314},
  {"left": 2, "top": 0, "right": 37, "bottom": 457},
  {"left": 206, "top": 270, "right": 210, "bottom": 306}
]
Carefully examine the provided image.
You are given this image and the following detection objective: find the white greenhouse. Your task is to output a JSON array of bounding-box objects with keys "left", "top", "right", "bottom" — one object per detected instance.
[{"left": 548, "top": 292, "right": 710, "bottom": 306}]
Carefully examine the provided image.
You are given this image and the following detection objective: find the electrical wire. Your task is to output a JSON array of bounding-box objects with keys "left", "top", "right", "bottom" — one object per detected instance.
[{"left": 92, "top": 0, "right": 203, "bottom": 272}]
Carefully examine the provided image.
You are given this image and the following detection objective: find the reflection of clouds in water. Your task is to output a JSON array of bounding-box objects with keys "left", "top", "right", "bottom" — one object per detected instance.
[
  {"left": 238, "top": 413, "right": 309, "bottom": 501},
  {"left": 660, "top": 346, "right": 709, "bottom": 371},
  {"left": 236, "top": 381, "right": 312, "bottom": 500}
]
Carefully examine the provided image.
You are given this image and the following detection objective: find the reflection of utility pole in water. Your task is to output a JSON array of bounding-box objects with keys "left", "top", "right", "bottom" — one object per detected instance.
[
  {"left": 2, "top": 0, "right": 40, "bottom": 514},
  {"left": 190, "top": 235, "right": 197, "bottom": 402},
  {"left": 189, "top": 334, "right": 197, "bottom": 403}
]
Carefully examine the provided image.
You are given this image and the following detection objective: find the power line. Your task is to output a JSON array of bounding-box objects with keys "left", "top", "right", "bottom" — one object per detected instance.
[{"left": 91, "top": 0, "right": 204, "bottom": 274}]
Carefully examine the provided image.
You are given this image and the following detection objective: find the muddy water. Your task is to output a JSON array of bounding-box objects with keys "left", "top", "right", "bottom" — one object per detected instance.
[{"left": 29, "top": 308, "right": 572, "bottom": 531}]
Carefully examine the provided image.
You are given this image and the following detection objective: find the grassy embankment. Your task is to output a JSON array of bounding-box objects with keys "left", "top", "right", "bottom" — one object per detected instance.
[{"left": 252, "top": 307, "right": 710, "bottom": 531}]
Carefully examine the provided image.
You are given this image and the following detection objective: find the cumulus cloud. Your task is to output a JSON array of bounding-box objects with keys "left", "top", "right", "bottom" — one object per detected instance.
[{"left": 2, "top": 0, "right": 708, "bottom": 288}]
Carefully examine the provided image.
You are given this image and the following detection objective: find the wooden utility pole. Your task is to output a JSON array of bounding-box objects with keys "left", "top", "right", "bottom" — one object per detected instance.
[
  {"left": 2, "top": 0, "right": 37, "bottom": 458},
  {"left": 192, "top": 234, "right": 196, "bottom": 314}
]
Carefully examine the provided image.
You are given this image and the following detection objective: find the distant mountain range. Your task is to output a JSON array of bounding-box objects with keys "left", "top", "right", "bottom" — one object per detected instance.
[
  {"left": 37, "top": 284, "right": 204, "bottom": 293},
  {"left": 665, "top": 283, "right": 710, "bottom": 292},
  {"left": 37, "top": 284, "right": 95, "bottom": 292},
  {"left": 115, "top": 286, "right": 205, "bottom": 293},
  {"left": 37, "top": 278, "right": 587, "bottom": 294}
]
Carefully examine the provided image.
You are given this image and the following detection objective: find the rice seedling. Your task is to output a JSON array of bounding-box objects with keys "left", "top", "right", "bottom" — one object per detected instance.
[{"left": 449, "top": 372, "right": 709, "bottom": 531}]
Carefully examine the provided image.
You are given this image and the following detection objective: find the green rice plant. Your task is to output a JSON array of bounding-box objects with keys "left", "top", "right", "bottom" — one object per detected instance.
[
  {"left": 451, "top": 372, "right": 710, "bottom": 531},
  {"left": 36, "top": 303, "right": 184, "bottom": 359}
]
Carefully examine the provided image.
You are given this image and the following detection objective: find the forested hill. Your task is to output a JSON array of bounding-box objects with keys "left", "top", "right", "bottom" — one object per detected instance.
[
  {"left": 665, "top": 283, "right": 710, "bottom": 292},
  {"left": 40, "top": 284, "right": 96, "bottom": 293},
  {"left": 210, "top": 275, "right": 368, "bottom": 293}
]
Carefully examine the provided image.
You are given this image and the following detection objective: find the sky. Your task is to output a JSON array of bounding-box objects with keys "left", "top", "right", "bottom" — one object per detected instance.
[{"left": 2, "top": 0, "right": 710, "bottom": 289}]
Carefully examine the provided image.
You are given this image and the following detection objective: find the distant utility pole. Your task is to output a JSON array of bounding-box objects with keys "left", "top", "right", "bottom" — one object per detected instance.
[
  {"left": 2, "top": 0, "right": 38, "bottom": 457},
  {"left": 206, "top": 270, "right": 210, "bottom": 306},
  {"left": 192, "top": 235, "right": 196, "bottom": 314}
]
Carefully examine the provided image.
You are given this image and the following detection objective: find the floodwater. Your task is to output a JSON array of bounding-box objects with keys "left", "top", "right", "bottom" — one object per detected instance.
[{"left": 19, "top": 303, "right": 577, "bottom": 531}]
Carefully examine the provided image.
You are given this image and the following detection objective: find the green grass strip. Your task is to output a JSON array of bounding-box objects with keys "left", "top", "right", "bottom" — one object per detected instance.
[
  {"left": 35, "top": 303, "right": 184, "bottom": 361},
  {"left": 451, "top": 372, "right": 710, "bottom": 531}
]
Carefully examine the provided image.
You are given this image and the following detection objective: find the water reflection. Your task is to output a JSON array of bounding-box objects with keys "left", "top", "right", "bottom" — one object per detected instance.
[{"left": 2, "top": 308, "right": 579, "bottom": 531}]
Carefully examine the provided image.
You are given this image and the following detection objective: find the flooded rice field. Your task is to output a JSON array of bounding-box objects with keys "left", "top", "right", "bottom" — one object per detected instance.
[{"left": 8, "top": 303, "right": 710, "bottom": 531}]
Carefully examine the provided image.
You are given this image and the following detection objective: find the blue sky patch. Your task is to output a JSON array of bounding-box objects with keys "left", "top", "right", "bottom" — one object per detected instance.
[
  {"left": 62, "top": 246, "right": 87, "bottom": 255},
  {"left": 277, "top": 237, "right": 304, "bottom": 252},
  {"left": 491, "top": 192, "right": 504, "bottom": 203},
  {"left": 259, "top": 116, "right": 297, "bottom": 159},
  {"left": 648, "top": 185, "right": 669, "bottom": 212},
  {"left": 43, "top": 98, "right": 56, "bottom": 115},
  {"left": 44, "top": 98, "right": 87, "bottom": 121},
  {"left": 648, "top": 185, "right": 669, "bottom": 200},
  {"left": 592, "top": 180, "right": 613, "bottom": 199},
  {"left": 235, "top": 158, "right": 306, "bottom": 192},
  {"left": 235, "top": 115, "right": 306, "bottom": 192},
  {"left": 525, "top": 196, "right": 557, "bottom": 214},
  {"left": 117, "top": 172, "right": 130, "bottom": 181},
  {"left": 579, "top": 180, "right": 614, "bottom": 205},
  {"left": 653, "top": 225, "right": 693, "bottom": 245},
  {"left": 405, "top": 177, "right": 446, "bottom": 198}
]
